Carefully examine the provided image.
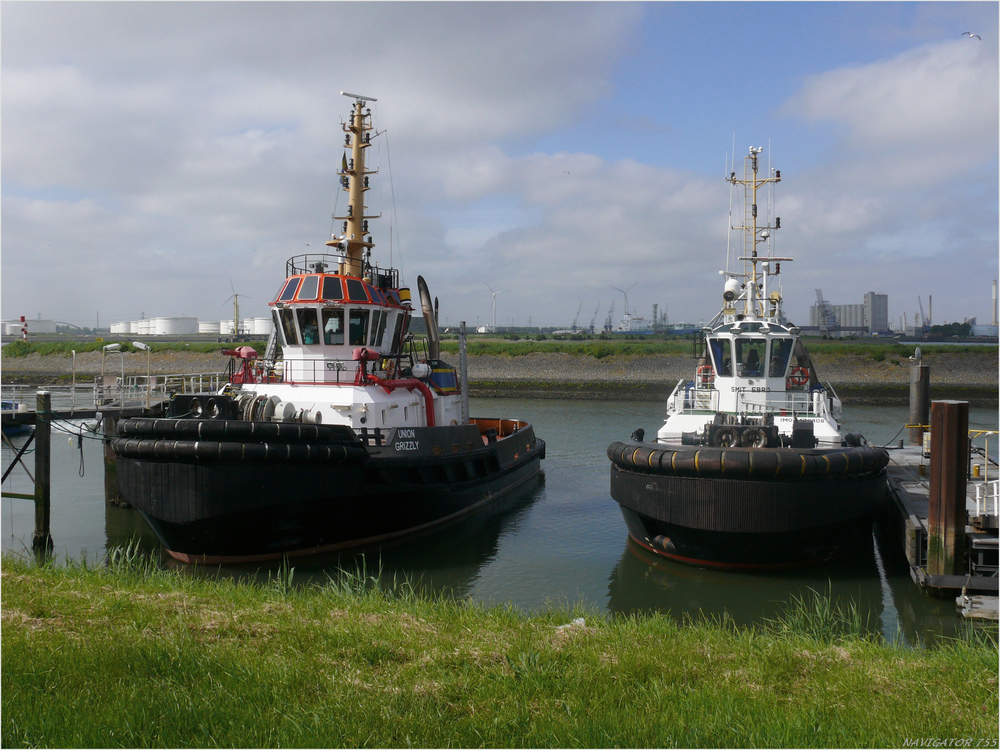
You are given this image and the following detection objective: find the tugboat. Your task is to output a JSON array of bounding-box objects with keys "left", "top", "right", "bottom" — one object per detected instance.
[
  {"left": 607, "top": 146, "right": 888, "bottom": 569},
  {"left": 113, "top": 93, "right": 545, "bottom": 564}
]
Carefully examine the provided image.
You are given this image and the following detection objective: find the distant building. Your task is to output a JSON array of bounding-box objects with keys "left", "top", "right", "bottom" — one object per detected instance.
[{"left": 809, "top": 292, "right": 888, "bottom": 335}]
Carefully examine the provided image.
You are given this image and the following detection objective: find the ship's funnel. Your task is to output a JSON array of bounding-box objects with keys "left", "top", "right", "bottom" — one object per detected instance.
[{"left": 417, "top": 275, "right": 441, "bottom": 360}]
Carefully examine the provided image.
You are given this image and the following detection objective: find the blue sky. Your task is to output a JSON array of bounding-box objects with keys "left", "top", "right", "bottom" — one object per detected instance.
[{"left": 2, "top": 2, "right": 997, "bottom": 331}]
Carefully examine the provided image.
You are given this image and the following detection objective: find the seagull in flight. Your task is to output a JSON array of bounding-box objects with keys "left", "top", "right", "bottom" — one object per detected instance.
[{"left": 962, "top": 31, "right": 981, "bottom": 40}]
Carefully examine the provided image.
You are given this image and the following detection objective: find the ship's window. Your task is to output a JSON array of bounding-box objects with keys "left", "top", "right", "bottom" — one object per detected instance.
[
  {"left": 735, "top": 338, "right": 766, "bottom": 377},
  {"left": 349, "top": 308, "right": 370, "bottom": 345},
  {"left": 370, "top": 287, "right": 387, "bottom": 305},
  {"left": 372, "top": 310, "right": 389, "bottom": 347},
  {"left": 322, "top": 276, "right": 344, "bottom": 301},
  {"left": 390, "top": 312, "right": 406, "bottom": 353},
  {"left": 272, "top": 309, "right": 286, "bottom": 345},
  {"left": 278, "top": 278, "right": 301, "bottom": 302},
  {"left": 322, "top": 308, "right": 344, "bottom": 345},
  {"left": 298, "top": 308, "right": 320, "bottom": 345},
  {"left": 298, "top": 275, "right": 320, "bottom": 300},
  {"left": 280, "top": 308, "right": 299, "bottom": 345},
  {"left": 768, "top": 338, "right": 793, "bottom": 378},
  {"left": 708, "top": 338, "right": 732, "bottom": 377},
  {"left": 345, "top": 278, "right": 369, "bottom": 302}
]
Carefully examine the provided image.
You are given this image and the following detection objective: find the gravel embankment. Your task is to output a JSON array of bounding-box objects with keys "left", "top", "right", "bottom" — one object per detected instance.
[{"left": 2, "top": 350, "right": 996, "bottom": 403}]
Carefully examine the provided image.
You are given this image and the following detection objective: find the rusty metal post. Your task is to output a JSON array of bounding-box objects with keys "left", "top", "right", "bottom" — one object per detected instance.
[
  {"left": 908, "top": 363, "right": 930, "bottom": 446},
  {"left": 926, "top": 400, "right": 969, "bottom": 576},
  {"left": 32, "top": 391, "right": 53, "bottom": 555}
]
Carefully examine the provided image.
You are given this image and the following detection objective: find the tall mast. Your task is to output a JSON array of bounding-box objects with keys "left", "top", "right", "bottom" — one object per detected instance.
[
  {"left": 328, "top": 92, "right": 379, "bottom": 277},
  {"left": 729, "top": 146, "right": 780, "bottom": 318}
]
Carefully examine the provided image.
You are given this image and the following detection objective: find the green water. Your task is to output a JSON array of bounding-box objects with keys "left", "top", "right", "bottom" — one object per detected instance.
[{"left": 3, "top": 398, "right": 996, "bottom": 645}]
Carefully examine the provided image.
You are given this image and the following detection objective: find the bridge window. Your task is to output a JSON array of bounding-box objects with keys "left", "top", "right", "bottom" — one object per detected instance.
[
  {"left": 372, "top": 310, "right": 388, "bottom": 347},
  {"left": 768, "top": 338, "right": 793, "bottom": 378},
  {"left": 735, "top": 338, "right": 766, "bottom": 377},
  {"left": 299, "top": 275, "right": 319, "bottom": 300},
  {"left": 349, "top": 309, "right": 370, "bottom": 346},
  {"left": 322, "top": 276, "right": 344, "bottom": 301},
  {"left": 277, "top": 278, "right": 300, "bottom": 302},
  {"left": 322, "top": 308, "right": 344, "bottom": 345},
  {"left": 345, "top": 278, "right": 369, "bottom": 302},
  {"left": 390, "top": 313, "right": 406, "bottom": 353},
  {"left": 708, "top": 338, "right": 732, "bottom": 377},
  {"left": 298, "top": 308, "right": 319, "bottom": 345},
  {"left": 279, "top": 309, "right": 299, "bottom": 345}
]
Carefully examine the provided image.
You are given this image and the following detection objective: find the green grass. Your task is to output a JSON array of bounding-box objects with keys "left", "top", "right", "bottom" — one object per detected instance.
[
  {"left": 3, "top": 553, "right": 997, "bottom": 748},
  {"left": 1, "top": 340, "right": 268, "bottom": 357}
]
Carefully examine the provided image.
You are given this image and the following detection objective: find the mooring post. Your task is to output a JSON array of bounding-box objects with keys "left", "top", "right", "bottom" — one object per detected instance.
[
  {"left": 102, "top": 410, "right": 124, "bottom": 505},
  {"left": 32, "top": 390, "right": 53, "bottom": 555},
  {"left": 926, "top": 400, "right": 969, "bottom": 577},
  {"left": 459, "top": 321, "right": 469, "bottom": 425},
  {"left": 908, "top": 361, "right": 930, "bottom": 446}
]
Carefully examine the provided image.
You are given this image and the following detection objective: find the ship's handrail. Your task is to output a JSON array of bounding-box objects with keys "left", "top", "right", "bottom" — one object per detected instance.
[
  {"left": 669, "top": 380, "right": 828, "bottom": 419},
  {"left": 2, "top": 373, "right": 228, "bottom": 413},
  {"left": 277, "top": 355, "right": 374, "bottom": 384},
  {"left": 735, "top": 390, "right": 828, "bottom": 418},
  {"left": 975, "top": 480, "right": 1000, "bottom": 519}
]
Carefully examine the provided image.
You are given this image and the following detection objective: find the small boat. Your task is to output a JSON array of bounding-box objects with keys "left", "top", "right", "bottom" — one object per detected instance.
[
  {"left": 112, "top": 93, "right": 545, "bottom": 564},
  {"left": 607, "top": 146, "right": 888, "bottom": 570},
  {"left": 1, "top": 400, "right": 33, "bottom": 436}
]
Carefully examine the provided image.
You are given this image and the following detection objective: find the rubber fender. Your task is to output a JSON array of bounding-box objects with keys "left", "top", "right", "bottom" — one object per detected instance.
[
  {"left": 630, "top": 445, "right": 659, "bottom": 470},
  {"left": 117, "top": 418, "right": 360, "bottom": 446},
  {"left": 111, "top": 437, "right": 368, "bottom": 465}
]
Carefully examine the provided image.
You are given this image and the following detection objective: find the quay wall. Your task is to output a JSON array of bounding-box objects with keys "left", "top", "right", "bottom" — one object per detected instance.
[{"left": 1, "top": 350, "right": 996, "bottom": 403}]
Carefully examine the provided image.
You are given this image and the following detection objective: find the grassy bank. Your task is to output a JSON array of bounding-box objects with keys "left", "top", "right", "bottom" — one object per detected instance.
[{"left": 3, "top": 554, "right": 997, "bottom": 748}]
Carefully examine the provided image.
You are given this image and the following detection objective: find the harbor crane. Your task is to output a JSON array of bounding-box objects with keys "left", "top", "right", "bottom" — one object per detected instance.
[
  {"left": 917, "top": 296, "right": 932, "bottom": 331},
  {"left": 571, "top": 302, "right": 583, "bottom": 332},
  {"left": 604, "top": 299, "right": 615, "bottom": 332},
  {"left": 589, "top": 302, "right": 601, "bottom": 334},
  {"left": 814, "top": 289, "right": 838, "bottom": 337}
]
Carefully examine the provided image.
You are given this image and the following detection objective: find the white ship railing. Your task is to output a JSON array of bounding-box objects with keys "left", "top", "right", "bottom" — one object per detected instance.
[
  {"left": 667, "top": 378, "right": 831, "bottom": 420},
  {"left": 975, "top": 480, "right": 999, "bottom": 519}
]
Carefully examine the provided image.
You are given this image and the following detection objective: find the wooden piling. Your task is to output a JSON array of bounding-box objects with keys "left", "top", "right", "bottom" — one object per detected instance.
[
  {"left": 32, "top": 391, "right": 53, "bottom": 555},
  {"left": 908, "top": 363, "right": 930, "bottom": 446},
  {"left": 926, "top": 400, "right": 969, "bottom": 577}
]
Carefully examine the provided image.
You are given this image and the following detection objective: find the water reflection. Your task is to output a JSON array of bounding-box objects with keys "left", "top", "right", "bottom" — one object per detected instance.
[{"left": 606, "top": 521, "right": 977, "bottom": 646}]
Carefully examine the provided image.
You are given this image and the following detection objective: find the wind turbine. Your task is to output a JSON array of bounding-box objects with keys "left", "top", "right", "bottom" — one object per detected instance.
[
  {"left": 486, "top": 283, "right": 510, "bottom": 331},
  {"left": 224, "top": 279, "right": 249, "bottom": 337},
  {"left": 610, "top": 283, "right": 638, "bottom": 328}
]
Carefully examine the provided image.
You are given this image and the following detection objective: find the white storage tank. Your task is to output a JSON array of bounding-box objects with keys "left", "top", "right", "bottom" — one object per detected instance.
[
  {"left": 199, "top": 321, "right": 221, "bottom": 334},
  {"left": 24, "top": 319, "right": 58, "bottom": 333},
  {"left": 249, "top": 317, "right": 273, "bottom": 335},
  {"left": 154, "top": 317, "right": 198, "bottom": 335},
  {"left": 219, "top": 319, "right": 237, "bottom": 335}
]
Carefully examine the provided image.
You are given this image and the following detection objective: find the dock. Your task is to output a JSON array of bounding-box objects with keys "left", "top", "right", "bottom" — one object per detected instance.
[{"left": 882, "top": 403, "right": 999, "bottom": 619}]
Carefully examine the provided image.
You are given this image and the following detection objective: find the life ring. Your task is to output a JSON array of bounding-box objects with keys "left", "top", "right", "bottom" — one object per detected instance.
[
  {"left": 787, "top": 366, "right": 809, "bottom": 388},
  {"left": 713, "top": 426, "right": 739, "bottom": 447},
  {"left": 741, "top": 426, "right": 768, "bottom": 448},
  {"left": 696, "top": 365, "right": 715, "bottom": 387}
]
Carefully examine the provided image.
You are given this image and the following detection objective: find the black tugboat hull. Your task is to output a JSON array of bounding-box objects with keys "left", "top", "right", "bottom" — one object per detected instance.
[
  {"left": 608, "top": 442, "right": 889, "bottom": 569},
  {"left": 114, "top": 419, "right": 544, "bottom": 563}
]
